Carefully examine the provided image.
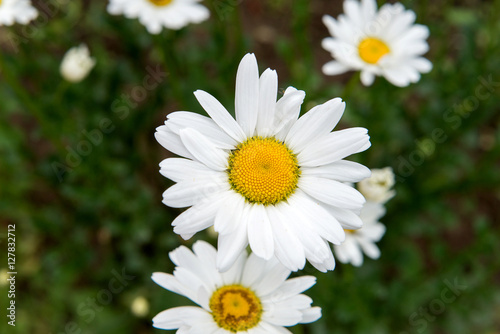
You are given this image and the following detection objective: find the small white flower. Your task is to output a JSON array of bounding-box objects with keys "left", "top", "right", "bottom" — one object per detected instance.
[
  {"left": 60, "top": 44, "right": 96, "bottom": 83},
  {"left": 107, "top": 0, "right": 210, "bottom": 34},
  {"left": 334, "top": 201, "right": 386, "bottom": 266},
  {"left": 156, "top": 53, "right": 371, "bottom": 273},
  {"left": 357, "top": 167, "right": 395, "bottom": 204},
  {"left": 0, "top": 0, "right": 38, "bottom": 26},
  {"left": 321, "top": 0, "right": 432, "bottom": 87},
  {"left": 131, "top": 296, "right": 150, "bottom": 317},
  {"left": 152, "top": 241, "right": 321, "bottom": 333}
]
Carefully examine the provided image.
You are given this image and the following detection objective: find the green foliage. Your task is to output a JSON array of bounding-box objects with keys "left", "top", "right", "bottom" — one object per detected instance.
[{"left": 1, "top": 0, "right": 499, "bottom": 333}]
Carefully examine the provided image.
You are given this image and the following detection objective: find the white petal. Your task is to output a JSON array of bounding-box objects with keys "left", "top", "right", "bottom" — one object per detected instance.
[
  {"left": 359, "top": 240, "right": 381, "bottom": 259},
  {"left": 179, "top": 128, "right": 228, "bottom": 171},
  {"left": 301, "top": 160, "right": 371, "bottom": 183},
  {"left": 263, "top": 306, "right": 303, "bottom": 326},
  {"left": 235, "top": 53, "right": 260, "bottom": 137},
  {"left": 309, "top": 240, "right": 336, "bottom": 272},
  {"left": 248, "top": 204, "right": 275, "bottom": 260},
  {"left": 344, "top": 0, "right": 364, "bottom": 28},
  {"left": 360, "top": 70, "right": 376, "bottom": 86},
  {"left": 162, "top": 174, "right": 226, "bottom": 208},
  {"left": 166, "top": 111, "right": 237, "bottom": 149},
  {"left": 272, "top": 88, "right": 306, "bottom": 140},
  {"left": 299, "top": 176, "right": 366, "bottom": 210},
  {"left": 152, "top": 306, "right": 207, "bottom": 329},
  {"left": 216, "top": 217, "right": 249, "bottom": 272},
  {"left": 324, "top": 206, "right": 364, "bottom": 230},
  {"left": 221, "top": 249, "right": 247, "bottom": 285},
  {"left": 300, "top": 306, "right": 322, "bottom": 323},
  {"left": 171, "top": 195, "right": 222, "bottom": 237},
  {"left": 285, "top": 98, "right": 345, "bottom": 153},
  {"left": 361, "top": 0, "right": 377, "bottom": 22},
  {"left": 155, "top": 126, "right": 194, "bottom": 160},
  {"left": 159, "top": 158, "right": 215, "bottom": 183},
  {"left": 256, "top": 68, "right": 278, "bottom": 137},
  {"left": 263, "top": 276, "right": 316, "bottom": 302},
  {"left": 298, "top": 127, "right": 370, "bottom": 167},
  {"left": 382, "top": 67, "right": 412, "bottom": 87},
  {"left": 194, "top": 90, "right": 246, "bottom": 142},
  {"left": 322, "top": 60, "right": 350, "bottom": 76},
  {"left": 408, "top": 57, "right": 433, "bottom": 73},
  {"left": 287, "top": 190, "right": 346, "bottom": 245},
  {"left": 213, "top": 191, "right": 245, "bottom": 235},
  {"left": 267, "top": 205, "right": 306, "bottom": 271}
]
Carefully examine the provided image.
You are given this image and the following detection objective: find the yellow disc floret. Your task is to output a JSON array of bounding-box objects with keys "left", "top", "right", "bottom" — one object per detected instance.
[
  {"left": 209, "top": 285, "right": 263, "bottom": 332},
  {"left": 358, "top": 37, "right": 390, "bottom": 64},
  {"left": 227, "top": 137, "right": 300, "bottom": 205},
  {"left": 148, "top": 0, "right": 173, "bottom": 6}
]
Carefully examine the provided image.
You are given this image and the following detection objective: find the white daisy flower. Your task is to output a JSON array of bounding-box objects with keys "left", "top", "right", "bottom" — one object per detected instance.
[
  {"left": 155, "top": 53, "right": 371, "bottom": 272},
  {"left": 107, "top": 0, "right": 209, "bottom": 34},
  {"left": 152, "top": 240, "right": 321, "bottom": 333},
  {"left": 357, "top": 167, "right": 395, "bottom": 204},
  {"left": 321, "top": 0, "right": 432, "bottom": 87},
  {"left": 60, "top": 44, "right": 96, "bottom": 83},
  {"left": 334, "top": 201, "right": 386, "bottom": 266},
  {"left": 0, "top": 0, "right": 38, "bottom": 26}
]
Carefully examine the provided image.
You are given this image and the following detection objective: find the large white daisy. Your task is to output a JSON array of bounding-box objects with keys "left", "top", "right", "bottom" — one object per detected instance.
[
  {"left": 321, "top": 0, "right": 432, "bottom": 87},
  {"left": 155, "top": 53, "right": 371, "bottom": 272},
  {"left": 152, "top": 241, "right": 321, "bottom": 333},
  {"left": 107, "top": 0, "right": 209, "bottom": 34},
  {"left": 334, "top": 201, "right": 386, "bottom": 266},
  {"left": 0, "top": 0, "right": 38, "bottom": 26}
]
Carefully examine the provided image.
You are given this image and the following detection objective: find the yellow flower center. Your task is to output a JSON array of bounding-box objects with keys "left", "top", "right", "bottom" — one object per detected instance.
[
  {"left": 358, "top": 37, "right": 390, "bottom": 64},
  {"left": 345, "top": 229, "right": 356, "bottom": 233},
  {"left": 227, "top": 137, "right": 300, "bottom": 205},
  {"left": 148, "top": 0, "right": 173, "bottom": 6},
  {"left": 209, "top": 285, "right": 262, "bottom": 333}
]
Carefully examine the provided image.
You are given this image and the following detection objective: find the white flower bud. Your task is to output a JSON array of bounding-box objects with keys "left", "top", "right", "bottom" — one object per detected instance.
[
  {"left": 60, "top": 44, "right": 96, "bottom": 83},
  {"left": 358, "top": 167, "right": 396, "bottom": 204}
]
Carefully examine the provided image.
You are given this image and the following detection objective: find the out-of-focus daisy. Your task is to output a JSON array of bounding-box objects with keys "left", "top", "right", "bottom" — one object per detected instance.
[
  {"left": 155, "top": 53, "right": 371, "bottom": 272},
  {"left": 334, "top": 201, "right": 386, "bottom": 266},
  {"left": 107, "top": 0, "right": 209, "bottom": 34},
  {"left": 60, "top": 44, "right": 96, "bottom": 83},
  {"left": 321, "top": 0, "right": 432, "bottom": 87},
  {"left": 357, "top": 167, "right": 395, "bottom": 204},
  {"left": 0, "top": 0, "right": 38, "bottom": 26},
  {"left": 152, "top": 241, "right": 321, "bottom": 333}
]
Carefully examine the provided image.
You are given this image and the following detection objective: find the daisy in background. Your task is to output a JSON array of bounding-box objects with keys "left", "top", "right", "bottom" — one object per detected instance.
[
  {"left": 357, "top": 166, "right": 395, "bottom": 204},
  {"left": 107, "top": 0, "right": 209, "bottom": 34},
  {"left": 152, "top": 241, "right": 321, "bottom": 333},
  {"left": 334, "top": 167, "right": 395, "bottom": 266},
  {"left": 60, "top": 44, "right": 96, "bottom": 83},
  {"left": 0, "top": 0, "right": 38, "bottom": 26},
  {"left": 321, "top": 0, "right": 432, "bottom": 87},
  {"left": 156, "top": 53, "right": 371, "bottom": 273}
]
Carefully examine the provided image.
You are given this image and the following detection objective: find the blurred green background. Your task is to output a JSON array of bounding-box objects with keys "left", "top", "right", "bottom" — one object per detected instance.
[{"left": 1, "top": 0, "right": 499, "bottom": 333}]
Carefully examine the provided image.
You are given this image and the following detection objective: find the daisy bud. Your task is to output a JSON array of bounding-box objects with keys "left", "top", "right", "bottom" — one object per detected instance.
[{"left": 60, "top": 44, "right": 96, "bottom": 83}]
